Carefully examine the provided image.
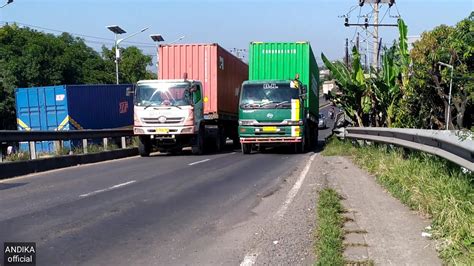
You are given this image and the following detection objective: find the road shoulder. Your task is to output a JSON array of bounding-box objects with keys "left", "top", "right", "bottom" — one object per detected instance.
[{"left": 322, "top": 155, "right": 442, "bottom": 265}]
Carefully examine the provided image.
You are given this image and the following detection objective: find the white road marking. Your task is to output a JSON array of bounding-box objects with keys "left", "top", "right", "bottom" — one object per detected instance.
[
  {"left": 240, "top": 254, "right": 258, "bottom": 266},
  {"left": 275, "top": 153, "right": 316, "bottom": 219},
  {"left": 188, "top": 159, "right": 210, "bottom": 166},
  {"left": 79, "top": 180, "right": 136, "bottom": 197},
  {"left": 239, "top": 154, "right": 316, "bottom": 265}
]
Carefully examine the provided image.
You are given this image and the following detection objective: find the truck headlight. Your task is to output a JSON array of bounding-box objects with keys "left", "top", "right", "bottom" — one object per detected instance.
[
  {"left": 134, "top": 127, "right": 145, "bottom": 134},
  {"left": 239, "top": 120, "right": 257, "bottom": 126},
  {"left": 283, "top": 120, "right": 304, "bottom": 126}
]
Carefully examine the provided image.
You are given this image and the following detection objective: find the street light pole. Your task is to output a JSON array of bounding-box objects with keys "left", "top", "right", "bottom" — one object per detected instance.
[
  {"left": 114, "top": 32, "right": 119, "bottom": 84},
  {"left": 150, "top": 34, "right": 165, "bottom": 77},
  {"left": 168, "top": 35, "right": 185, "bottom": 45},
  {"left": 107, "top": 25, "right": 149, "bottom": 84},
  {"left": 0, "top": 0, "right": 13, "bottom": 8},
  {"left": 438, "top": 61, "right": 454, "bottom": 130}
]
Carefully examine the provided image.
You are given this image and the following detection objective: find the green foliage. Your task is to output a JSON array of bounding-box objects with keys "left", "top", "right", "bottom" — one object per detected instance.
[
  {"left": 324, "top": 14, "right": 473, "bottom": 129},
  {"left": 323, "top": 138, "right": 474, "bottom": 264},
  {"left": 0, "top": 24, "right": 154, "bottom": 130},
  {"left": 101, "top": 46, "right": 155, "bottom": 83},
  {"left": 323, "top": 19, "right": 411, "bottom": 127},
  {"left": 321, "top": 48, "right": 369, "bottom": 126},
  {"left": 396, "top": 13, "right": 473, "bottom": 129},
  {"left": 5, "top": 152, "right": 30, "bottom": 162},
  {"left": 315, "top": 188, "right": 345, "bottom": 266}
]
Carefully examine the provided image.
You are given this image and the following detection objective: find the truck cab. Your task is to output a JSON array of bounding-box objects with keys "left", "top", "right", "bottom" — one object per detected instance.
[
  {"left": 238, "top": 79, "right": 317, "bottom": 154},
  {"left": 133, "top": 79, "right": 205, "bottom": 156}
]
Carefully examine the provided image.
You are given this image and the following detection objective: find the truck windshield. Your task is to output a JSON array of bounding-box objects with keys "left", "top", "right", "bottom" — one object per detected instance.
[
  {"left": 240, "top": 83, "right": 299, "bottom": 109},
  {"left": 135, "top": 82, "right": 192, "bottom": 107}
]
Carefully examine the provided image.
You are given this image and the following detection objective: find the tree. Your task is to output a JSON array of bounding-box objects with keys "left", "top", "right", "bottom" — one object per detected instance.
[
  {"left": 322, "top": 47, "right": 370, "bottom": 127},
  {"left": 322, "top": 19, "right": 410, "bottom": 128},
  {"left": 399, "top": 13, "right": 473, "bottom": 129},
  {"left": 101, "top": 46, "right": 155, "bottom": 84},
  {"left": 0, "top": 24, "right": 155, "bottom": 130}
]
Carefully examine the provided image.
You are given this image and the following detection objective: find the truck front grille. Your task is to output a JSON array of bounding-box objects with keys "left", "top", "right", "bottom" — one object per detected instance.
[{"left": 142, "top": 117, "right": 184, "bottom": 124}]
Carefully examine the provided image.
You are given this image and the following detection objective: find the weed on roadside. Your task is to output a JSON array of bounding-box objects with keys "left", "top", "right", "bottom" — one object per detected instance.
[
  {"left": 315, "top": 188, "right": 345, "bottom": 266},
  {"left": 323, "top": 137, "right": 474, "bottom": 264}
]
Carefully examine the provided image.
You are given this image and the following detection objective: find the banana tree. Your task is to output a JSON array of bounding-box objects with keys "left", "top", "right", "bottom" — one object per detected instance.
[
  {"left": 371, "top": 45, "right": 401, "bottom": 127},
  {"left": 322, "top": 47, "right": 371, "bottom": 126},
  {"left": 397, "top": 18, "right": 411, "bottom": 89},
  {"left": 371, "top": 18, "right": 410, "bottom": 127}
]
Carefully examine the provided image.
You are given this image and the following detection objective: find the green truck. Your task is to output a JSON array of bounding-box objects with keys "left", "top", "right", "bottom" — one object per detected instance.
[{"left": 238, "top": 42, "right": 320, "bottom": 154}]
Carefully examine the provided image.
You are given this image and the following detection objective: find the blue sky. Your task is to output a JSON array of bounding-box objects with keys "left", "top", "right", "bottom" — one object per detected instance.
[{"left": 1, "top": 0, "right": 471, "bottom": 65}]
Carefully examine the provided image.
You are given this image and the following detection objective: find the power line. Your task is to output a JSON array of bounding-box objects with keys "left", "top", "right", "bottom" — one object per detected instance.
[{"left": 0, "top": 21, "right": 156, "bottom": 47}]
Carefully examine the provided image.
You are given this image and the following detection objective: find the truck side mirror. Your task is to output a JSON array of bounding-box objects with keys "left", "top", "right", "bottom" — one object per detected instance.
[
  {"left": 126, "top": 87, "right": 134, "bottom": 96},
  {"left": 300, "top": 85, "right": 307, "bottom": 94},
  {"left": 299, "top": 85, "right": 307, "bottom": 100}
]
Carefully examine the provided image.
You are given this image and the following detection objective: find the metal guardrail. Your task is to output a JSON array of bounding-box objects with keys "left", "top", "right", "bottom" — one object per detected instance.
[
  {"left": 334, "top": 127, "right": 474, "bottom": 172},
  {"left": 0, "top": 129, "right": 134, "bottom": 161}
]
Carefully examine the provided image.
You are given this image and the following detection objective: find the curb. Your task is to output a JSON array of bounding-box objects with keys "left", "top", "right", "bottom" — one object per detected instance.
[{"left": 0, "top": 148, "right": 138, "bottom": 180}]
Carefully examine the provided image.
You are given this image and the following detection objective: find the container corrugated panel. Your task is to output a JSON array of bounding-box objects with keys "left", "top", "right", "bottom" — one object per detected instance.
[
  {"left": 66, "top": 84, "right": 133, "bottom": 129},
  {"left": 159, "top": 43, "right": 248, "bottom": 118},
  {"left": 16, "top": 85, "right": 70, "bottom": 152},
  {"left": 15, "top": 84, "right": 133, "bottom": 152},
  {"left": 249, "top": 42, "right": 319, "bottom": 116}
]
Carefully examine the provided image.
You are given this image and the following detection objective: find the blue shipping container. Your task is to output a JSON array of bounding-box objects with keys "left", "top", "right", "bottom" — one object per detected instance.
[{"left": 15, "top": 84, "right": 134, "bottom": 152}]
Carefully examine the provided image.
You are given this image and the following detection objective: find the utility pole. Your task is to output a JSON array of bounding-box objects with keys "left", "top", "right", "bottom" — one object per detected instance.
[
  {"left": 344, "top": 38, "right": 349, "bottom": 67},
  {"left": 373, "top": 1, "right": 379, "bottom": 68},
  {"left": 356, "top": 32, "right": 360, "bottom": 52},
  {"left": 344, "top": 0, "right": 397, "bottom": 69},
  {"left": 366, "top": 30, "right": 370, "bottom": 73}
]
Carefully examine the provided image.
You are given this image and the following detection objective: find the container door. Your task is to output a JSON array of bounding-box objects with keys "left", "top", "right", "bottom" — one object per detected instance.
[{"left": 16, "top": 86, "right": 69, "bottom": 153}]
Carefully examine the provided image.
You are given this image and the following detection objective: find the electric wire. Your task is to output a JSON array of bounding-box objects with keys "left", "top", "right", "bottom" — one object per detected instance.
[{"left": 0, "top": 21, "right": 156, "bottom": 48}]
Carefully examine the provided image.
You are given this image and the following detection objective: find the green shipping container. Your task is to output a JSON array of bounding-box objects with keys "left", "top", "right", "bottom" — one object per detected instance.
[{"left": 248, "top": 42, "right": 319, "bottom": 116}]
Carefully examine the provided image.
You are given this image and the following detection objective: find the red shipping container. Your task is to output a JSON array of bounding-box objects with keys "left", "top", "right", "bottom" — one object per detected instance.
[{"left": 158, "top": 44, "right": 248, "bottom": 118}]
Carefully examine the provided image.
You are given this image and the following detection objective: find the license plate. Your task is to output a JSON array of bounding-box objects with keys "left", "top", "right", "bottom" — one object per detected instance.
[
  {"left": 262, "top": 126, "right": 277, "bottom": 132},
  {"left": 156, "top": 128, "right": 169, "bottom": 134}
]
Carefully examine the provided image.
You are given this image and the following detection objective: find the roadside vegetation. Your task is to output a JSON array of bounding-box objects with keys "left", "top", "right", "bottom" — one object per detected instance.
[
  {"left": 315, "top": 188, "right": 345, "bottom": 266},
  {"left": 322, "top": 137, "right": 474, "bottom": 264},
  {"left": 0, "top": 24, "right": 155, "bottom": 130},
  {"left": 322, "top": 13, "right": 473, "bottom": 130}
]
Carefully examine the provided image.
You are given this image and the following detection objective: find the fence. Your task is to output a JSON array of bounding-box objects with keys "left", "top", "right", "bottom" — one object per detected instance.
[
  {"left": 334, "top": 127, "right": 474, "bottom": 172},
  {"left": 0, "top": 129, "right": 134, "bottom": 162}
]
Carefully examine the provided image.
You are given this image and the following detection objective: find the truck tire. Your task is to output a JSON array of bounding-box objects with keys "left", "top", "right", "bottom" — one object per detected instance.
[
  {"left": 138, "top": 135, "right": 151, "bottom": 157},
  {"left": 295, "top": 134, "right": 306, "bottom": 153},
  {"left": 242, "top": 143, "right": 252, "bottom": 154},
  {"left": 192, "top": 125, "right": 205, "bottom": 155},
  {"left": 169, "top": 147, "right": 182, "bottom": 155},
  {"left": 216, "top": 126, "right": 226, "bottom": 152}
]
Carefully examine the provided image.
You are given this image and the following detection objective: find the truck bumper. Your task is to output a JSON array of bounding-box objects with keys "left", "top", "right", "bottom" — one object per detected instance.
[
  {"left": 133, "top": 126, "right": 195, "bottom": 135},
  {"left": 240, "top": 137, "right": 302, "bottom": 143}
]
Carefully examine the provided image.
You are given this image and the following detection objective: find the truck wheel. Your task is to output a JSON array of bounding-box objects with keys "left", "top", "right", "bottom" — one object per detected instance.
[
  {"left": 216, "top": 126, "right": 226, "bottom": 152},
  {"left": 138, "top": 135, "right": 151, "bottom": 157},
  {"left": 295, "top": 136, "right": 306, "bottom": 153},
  {"left": 242, "top": 143, "right": 252, "bottom": 154},
  {"left": 169, "top": 147, "right": 182, "bottom": 155},
  {"left": 192, "top": 125, "right": 205, "bottom": 155},
  {"left": 232, "top": 138, "right": 239, "bottom": 148}
]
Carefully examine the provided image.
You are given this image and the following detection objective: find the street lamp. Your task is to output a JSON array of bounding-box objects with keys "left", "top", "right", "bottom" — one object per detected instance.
[
  {"left": 106, "top": 25, "right": 149, "bottom": 84},
  {"left": 438, "top": 61, "right": 454, "bottom": 130},
  {"left": 150, "top": 34, "right": 165, "bottom": 76},
  {"left": 169, "top": 35, "right": 185, "bottom": 45},
  {"left": 0, "top": 0, "right": 13, "bottom": 8}
]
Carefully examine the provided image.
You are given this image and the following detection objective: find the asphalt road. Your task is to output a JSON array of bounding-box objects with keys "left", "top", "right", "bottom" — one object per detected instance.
[{"left": 0, "top": 107, "right": 337, "bottom": 265}]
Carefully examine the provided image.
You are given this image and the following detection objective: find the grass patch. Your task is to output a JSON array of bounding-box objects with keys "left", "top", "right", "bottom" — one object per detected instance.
[
  {"left": 315, "top": 188, "right": 345, "bottom": 266},
  {"left": 323, "top": 137, "right": 474, "bottom": 264},
  {"left": 4, "top": 152, "right": 30, "bottom": 162}
]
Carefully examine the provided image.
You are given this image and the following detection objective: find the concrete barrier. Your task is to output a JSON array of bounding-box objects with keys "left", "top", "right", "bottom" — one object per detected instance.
[{"left": 0, "top": 148, "right": 138, "bottom": 180}]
